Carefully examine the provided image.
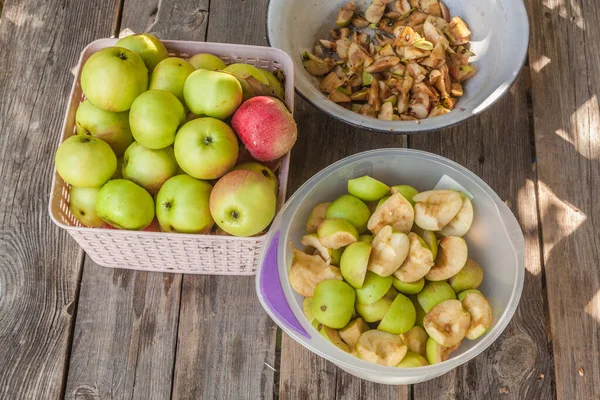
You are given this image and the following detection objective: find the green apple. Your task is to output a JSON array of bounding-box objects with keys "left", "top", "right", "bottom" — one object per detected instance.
[
  {"left": 423, "top": 299, "right": 471, "bottom": 347},
  {"left": 183, "top": 69, "right": 243, "bottom": 119},
  {"left": 129, "top": 90, "right": 185, "bottom": 149},
  {"left": 174, "top": 117, "right": 239, "bottom": 180},
  {"left": 425, "top": 236, "right": 468, "bottom": 281},
  {"left": 355, "top": 271, "right": 393, "bottom": 305},
  {"left": 340, "top": 241, "right": 372, "bottom": 288},
  {"left": 457, "top": 289, "right": 482, "bottom": 301},
  {"left": 112, "top": 157, "right": 123, "bottom": 179},
  {"left": 289, "top": 249, "right": 342, "bottom": 297},
  {"left": 348, "top": 175, "right": 390, "bottom": 202},
  {"left": 122, "top": 142, "right": 178, "bottom": 194},
  {"left": 96, "top": 179, "right": 154, "bottom": 230},
  {"left": 312, "top": 320, "right": 350, "bottom": 352},
  {"left": 81, "top": 46, "right": 148, "bottom": 112},
  {"left": 461, "top": 291, "right": 493, "bottom": 339},
  {"left": 412, "top": 225, "right": 438, "bottom": 258},
  {"left": 393, "top": 232, "right": 434, "bottom": 283},
  {"left": 356, "top": 288, "right": 397, "bottom": 322},
  {"left": 329, "top": 248, "right": 343, "bottom": 266},
  {"left": 189, "top": 53, "right": 226, "bottom": 70},
  {"left": 391, "top": 185, "right": 419, "bottom": 205},
  {"left": 377, "top": 195, "right": 390, "bottom": 209},
  {"left": 400, "top": 325, "right": 428, "bottom": 356},
  {"left": 417, "top": 281, "right": 456, "bottom": 313},
  {"left": 223, "top": 63, "right": 270, "bottom": 84},
  {"left": 339, "top": 318, "right": 370, "bottom": 349},
  {"left": 221, "top": 70, "right": 255, "bottom": 101},
  {"left": 317, "top": 218, "right": 358, "bottom": 249},
  {"left": 306, "top": 202, "right": 331, "bottom": 234},
  {"left": 232, "top": 162, "right": 278, "bottom": 195},
  {"left": 449, "top": 258, "right": 484, "bottom": 293},
  {"left": 149, "top": 57, "right": 196, "bottom": 103},
  {"left": 412, "top": 296, "right": 426, "bottom": 328},
  {"left": 75, "top": 99, "right": 133, "bottom": 156},
  {"left": 426, "top": 337, "right": 461, "bottom": 365},
  {"left": 55, "top": 135, "right": 116, "bottom": 187},
  {"left": 115, "top": 33, "right": 169, "bottom": 72},
  {"left": 326, "top": 194, "right": 371, "bottom": 233},
  {"left": 397, "top": 351, "right": 429, "bottom": 367},
  {"left": 69, "top": 187, "right": 104, "bottom": 227},
  {"left": 209, "top": 170, "right": 276, "bottom": 236},
  {"left": 311, "top": 280, "right": 356, "bottom": 329},
  {"left": 358, "top": 234, "right": 373, "bottom": 244},
  {"left": 259, "top": 68, "right": 285, "bottom": 99},
  {"left": 392, "top": 277, "right": 425, "bottom": 295},
  {"left": 155, "top": 174, "right": 214, "bottom": 233},
  {"left": 303, "top": 298, "right": 315, "bottom": 322},
  {"left": 356, "top": 330, "right": 407, "bottom": 366},
  {"left": 378, "top": 293, "right": 416, "bottom": 334}
]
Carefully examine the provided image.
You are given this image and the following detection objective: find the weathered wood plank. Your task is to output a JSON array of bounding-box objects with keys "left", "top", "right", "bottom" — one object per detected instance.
[
  {"left": 0, "top": 0, "right": 120, "bottom": 398},
  {"left": 527, "top": 1, "right": 600, "bottom": 398},
  {"left": 410, "top": 73, "right": 555, "bottom": 398}
]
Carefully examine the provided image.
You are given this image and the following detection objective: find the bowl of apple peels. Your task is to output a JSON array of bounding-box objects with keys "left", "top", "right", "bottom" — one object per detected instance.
[
  {"left": 267, "top": 0, "right": 529, "bottom": 133},
  {"left": 256, "top": 149, "right": 525, "bottom": 384}
]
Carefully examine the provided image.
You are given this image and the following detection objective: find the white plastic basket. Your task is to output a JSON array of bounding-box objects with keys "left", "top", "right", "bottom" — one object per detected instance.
[{"left": 48, "top": 38, "right": 295, "bottom": 275}]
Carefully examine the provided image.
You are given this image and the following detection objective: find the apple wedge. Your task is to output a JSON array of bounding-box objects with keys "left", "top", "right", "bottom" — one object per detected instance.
[
  {"left": 390, "top": 185, "right": 419, "bottom": 205},
  {"left": 413, "top": 190, "right": 462, "bottom": 231},
  {"left": 356, "top": 288, "right": 397, "bottom": 322},
  {"left": 367, "top": 193, "right": 414, "bottom": 234},
  {"left": 461, "top": 291, "right": 493, "bottom": 339},
  {"left": 340, "top": 241, "right": 372, "bottom": 288},
  {"left": 457, "top": 289, "right": 482, "bottom": 301},
  {"left": 368, "top": 225, "right": 410, "bottom": 277},
  {"left": 302, "top": 233, "right": 331, "bottom": 263},
  {"left": 326, "top": 194, "right": 371, "bottom": 233},
  {"left": 339, "top": 318, "right": 370, "bottom": 350},
  {"left": 289, "top": 249, "right": 342, "bottom": 297},
  {"left": 423, "top": 299, "right": 471, "bottom": 347},
  {"left": 306, "top": 202, "right": 331, "bottom": 233},
  {"left": 392, "top": 277, "right": 425, "bottom": 295},
  {"left": 425, "top": 236, "right": 468, "bottom": 281},
  {"left": 312, "top": 320, "right": 350, "bottom": 352},
  {"left": 440, "top": 193, "right": 474, "bottom": 237},
  {"left": 348, "top": 175, "right": 390, "bottom": 202},
  {"left": 400, "top": 326, "right": 429, "bottom": 356},
  {"left": 312, "top": 280, "right": 356, "bottom": 329},
  {"left": 393, "top": 232, "right": 435, "bottom": 283},
  {"left": 417, "top": 281, "right": 456, "bottom": 313},
  {"left": 358, "top": 234, "right": 374, "bottom": 244},
  {"left": 355, "top": 271, "right": 393, "bottom": 305},
  {"left": 397, "top": 351, "right": 429, "bottom": 367},
  {"left": 449, "top": 258, "right": 483, "bottom": 293},
  {"left": 426, "top": 337, "right": 461, "bottom": 365},
  {"left": 317, "top": 218, "right": 359, "bottom": 249},
  {"left": 356, "top": 330, "right": 408, "bottom": 366},
  {"left": 378, "top": 293, "right": 416, "bottom": 334}
]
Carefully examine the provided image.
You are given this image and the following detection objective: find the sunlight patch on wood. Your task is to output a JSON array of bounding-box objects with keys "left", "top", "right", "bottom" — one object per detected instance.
[
  {"left": 531, "top": 55, "right": 551, "bottom": 73},
  {"left": 542, "top": 0, "right": 585, "bottom": 30},
  {"left": 584, "top": 289, "right": 600, "bottom": 323}
]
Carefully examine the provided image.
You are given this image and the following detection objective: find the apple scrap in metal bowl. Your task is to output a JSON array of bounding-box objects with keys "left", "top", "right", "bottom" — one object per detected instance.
[
  {"left": 291, "top": 176, "right": 492, "bottom": 367},
  {"left": 54, "top": 34, "right": 297, "bottom": 237}
]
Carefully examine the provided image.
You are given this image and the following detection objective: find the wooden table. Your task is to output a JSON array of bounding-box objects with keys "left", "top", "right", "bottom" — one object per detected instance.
[{"left": 1, "top": 0, "right": 598, "bottom": 399}]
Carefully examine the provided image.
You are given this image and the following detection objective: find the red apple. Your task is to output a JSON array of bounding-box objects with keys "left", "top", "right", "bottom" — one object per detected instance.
[{"left": 231, "top": 96, "right": 297, "bottom": 162}]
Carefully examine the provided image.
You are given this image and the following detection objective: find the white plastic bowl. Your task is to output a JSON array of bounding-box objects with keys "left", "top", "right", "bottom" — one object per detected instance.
[
  {"left": 256, "top": 149, "right": 525, "bottom": 384},
  {"left": 267, "top": 0, "right": 529, "bottom": 133}
]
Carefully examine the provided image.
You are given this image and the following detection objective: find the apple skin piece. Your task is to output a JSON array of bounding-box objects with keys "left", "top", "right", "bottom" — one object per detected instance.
[
  {"left": 311, "top": 280, "right": 356, "bottom": 329},
  {"left": 129, "top": 90, "right": 186, "bottom": 149},
  {"left": 184, "top": 69, "right": 243, "bottom": 119},
  {"left": 81, "top": 46, "right": 148, "bottom": 112},
  {"left": 397, "top": 351, "right": 429, "bottom": 367},
  {"left": 339, "top": 318, "right": 370, "bottom": 350},
  {"left": 461, "top": 291, "right": 493, "bottom": 339},
  {"left": 400, "top": 325, "right": 429, "bottom": 356},
  {"left": 347, "top": 176, "right": 390, "bottom": 202},
  {"left": 448, "top": 258, "right": 484, "bottom": 293},
  {"left": 209, "top": 170, "right": 276, "bottom": 237},
  {"left": 306, "top": 202, "right": 332, "bottom": 234},
  {"left": 367, "top": 193, "right": 414, "bottom": 234},
  {"left": 423, "top": 299, "right": 471, "bottom": 347},
  {"left": 289, "top": 249, "right": 342, "bottom": 297},
  {"left": 96, "top": 179, "right": 155, "bottom": 230},
  {"left": 340, "top": 241, "right": 372, "bottom": 288},
  {"left": 457, "top": 289, "right": 482, "bottom": 301},
  {"left": 392, "top": 277, "right": 425, "bottom": 295},
  {"left": 413, "top": 190, "right": 462, "bottom": 231},
  {"left": 231, "top": 96, "right": 297, "bottom": 162},
  {"left": 259, "top": 68, "right": 285, "bottom": 99},
  {"left": 317, "top": 218, "right": 359, "bottom": 249},
  {"left": 174, "top": 118, "right": 239, "bottom": 180},
  {"left": 355, "top": 271, "right": 393, "bottom": 305},
  {"left": 440, "top": 193, "right": 474, "bottom": 237},
  {"left": 378, "top": 293, "right": 416, "bottom": 334},
  {"left": 417, "top": 281, "right": 456, "bottom": 313},
  {"left": 232, "top": 162, "right": 278, "bottom": 195},
  {"left": 155, "top": 174, "right": 214, "bottom": 233},
  {"left": 393, "top": 232, "right": 434, "bottom": 283},
  {"left": 149, "top": 57, "right": 196, "bottom": 104},
  {"left": 116, "top": 33, "right": 169, "bottom": 72},
  {"left": 425, "top": 236, "right": 468, "bottom": 281},
  {"left": 391, "top": 185, "right": 419, "bottom": 205},
  {"left": 55, "top": 135, "right": 116, "bottom": 188},
  {"left": 326, "top": 194, "right": 371, "bottom": 233},
  {"left": 69, "top": 187, "right": 104, "bottom": 227},
  {"left": 356, "top": 330, "right": 408, "bottom": 366},
  {"left": 312, "top": 320, "right": 350, "bottom": 352},
  {"left": 426, "top": 337, "right": 461, "bottom": 365},
  {"left": 122, "top": 142, "right": 179, "bottom": 195},
  {"left": 368, "top": 225, "right": 410, "bottom": 277},
  {"left": 358, "top": 234, "right": 374, "bottom": 244},
  {"left": 411, "top": 225, "right": 438, "bottom": 259},
  {"left": 303, "top": 298, "right": 315, "bottom": 322},
  {"left": 356, "top": 288, "right": 397, "bottom": 322},
  {"left": 189, "top": 53, "right": 227, "bottom": 71},
  {"left": 75, "top": 99, "right": 133, "bottom": 156}
]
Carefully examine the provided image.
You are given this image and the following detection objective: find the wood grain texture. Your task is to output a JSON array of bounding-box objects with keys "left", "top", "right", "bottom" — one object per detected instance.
[
  {"left": 410, "top": 74, "right": 555, "bottom": 399},
  {"left": 527, "top": 0, "right": 600, "bottom": 398},
  {"left": 0, "top": 0, "right": 119, "bottom": 398}
]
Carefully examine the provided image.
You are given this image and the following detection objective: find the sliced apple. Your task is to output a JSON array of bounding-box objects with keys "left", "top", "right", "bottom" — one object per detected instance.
[
  {"left": 461, "top": 291, "right": 493, "bottom": 340},
  {"left": 355, "top": 270, "right": 393, "bottom": 305},
  {"left": 329, "top": 248, "right": 343, "bottom": 266},
  {"left": 440, "top": 194, "right": 473, "bottom": 237},
  {"left": 356, "top": 330, "right": 408, "bottom": 366},
  {"left": 358, "top": 234, "right": 374, "bottom": 244},
  {"left": 367, "top": 193, "right": 414, "bottom": 234},
  {"left": 340, "top": 241, "right": 372, "bottom": 288},
  {"left": 423, "top": 299, "right": 471, "bottom": 347},
  {"left": 368, "top": 226, "right": 410, "bottom": 277},
  {"left": 412, "top": 225, "right": 438, "bottom": 258},
  {"left": 413, "top": 190, "right": 462, "bottom": 231},
  {"left": 312, "top": 280, "right": 356, "bottom": 329},
  {"left": 378, "top": 293, "right": 416, "bottom": 334},
  {"left": 425, "top": 236, "right": 468, "bottom": 281},
  {"left": 303, "top": 297, "right": 314, "bottom": 322},
  {"left": 397, "top": 351, "right": 429, "bottom": 367},
  {"left": 393, "top": 232, "right": 434, "bottom": 283},
  {"left": 302, "top": 233, "right": 331, "bottom": 263},
  {"left": 392, "top": 276, "right": 425, "bottom": 295},
  {"left": 326, "top": 194, "right": 371, "bottom": 233},
  {"left": 457, "top": 288, "right": 482, "bottom": 301},
  {"left": 390, "top": 185, "right": 419, "bottom": 205},
  {"left": 400, "top": 325, "right": 429, "bottom": 356},
  {"left": 417, "top": 281, "right": 456, "bottom": 313},
  {"left": 448, "top": 258, "right": 483, "bottom": 293},
  {"left": 412, "top": 295, "right": 426, "bottom": 328},
  {"left": 356, "top": 288, "right": 397, "bottom": 322},
  {"left": 377, "top": 194, "right": 390, "bottom": 209},
  {"left": 426, "top": 337, "right": 461, "bottom": 365},
  {"left": 289, "top": 249, "right": 342, "bottom": 297},
  {"left": 306, "top": 202, "right": 331, "bottom": 233},
  {"left": 312, "top": 320, "right": 350, "bottom": 352},
  {"left": 348, "top": 175, "right": 390, "bottom": 202},
  {"left": 317, "top": 218, "right": 359, "bottom": 249},
  {"left": 339, "top": 318, "right": 370, "bottom": 349}
]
